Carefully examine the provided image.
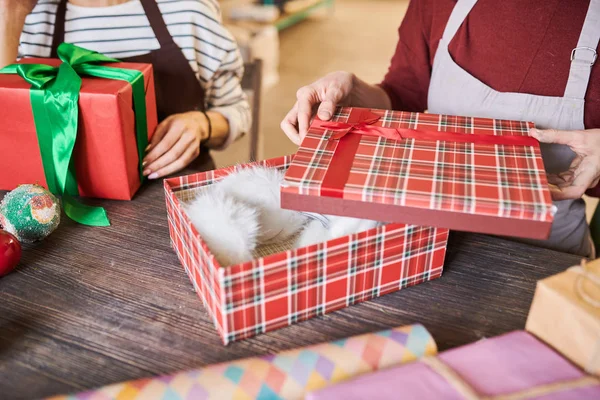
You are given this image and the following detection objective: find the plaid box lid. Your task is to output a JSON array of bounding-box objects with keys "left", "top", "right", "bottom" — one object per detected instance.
[{"left": 281, "top": 107, "right": 554, "bottom": 240}]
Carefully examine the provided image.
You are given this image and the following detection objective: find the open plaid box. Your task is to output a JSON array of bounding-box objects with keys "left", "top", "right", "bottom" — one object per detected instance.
[
  {"left": 164, "top": 157, "right": 449, "bottom": 344},
  {"left": 282, "top": 107, "right": 555, "bottom": 240}
]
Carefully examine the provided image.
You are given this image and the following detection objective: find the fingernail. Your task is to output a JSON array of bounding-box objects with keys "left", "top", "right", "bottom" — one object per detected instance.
[
  {"left": 148, "top": 172, "right": 159, "bottom": 179},
  {"left": 143, "top": 169, "right": 151, "bottom": 176},
  {"left": 142, "top": 161, "right": 147, "bottom": 167},
  {"left": 145, "top": 144, "right": 152, "bottom": 151},
  {"left": 319, "top": 111, "right": 332, "bottom": 119}
]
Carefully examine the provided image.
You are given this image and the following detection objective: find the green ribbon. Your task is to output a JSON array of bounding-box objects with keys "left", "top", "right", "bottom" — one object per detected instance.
[{"left": 0, "top": 43, "right": 149, "bottom": 226}]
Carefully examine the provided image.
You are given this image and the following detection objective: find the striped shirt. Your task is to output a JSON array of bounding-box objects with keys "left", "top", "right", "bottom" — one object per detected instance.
[{"left": 18, "top": 0, "right": 250, "bottom": 149}]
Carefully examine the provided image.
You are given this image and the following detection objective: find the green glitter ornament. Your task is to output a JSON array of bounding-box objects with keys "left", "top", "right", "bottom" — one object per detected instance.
[{"left": 0, "top": 184, "right": 61, "bottom": 243}]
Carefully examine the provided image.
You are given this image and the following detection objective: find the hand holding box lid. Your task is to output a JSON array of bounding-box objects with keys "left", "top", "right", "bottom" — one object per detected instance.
[{"left": 281, "top": 107, "right": 555, "bottom": 240}]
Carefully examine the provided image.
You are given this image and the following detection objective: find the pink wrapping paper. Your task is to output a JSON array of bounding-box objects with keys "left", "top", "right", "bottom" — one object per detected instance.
[{"left": 308, "top": 331, "right": 600, "bottom": 400}]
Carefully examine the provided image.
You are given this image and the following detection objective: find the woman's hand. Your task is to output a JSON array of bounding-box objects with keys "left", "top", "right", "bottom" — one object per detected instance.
[
  {"left": 281, "top": 72, "right": 357, "bottom": 145},
  {"left": 142, "top": 111, "right": 209, "bottom": 179},
  {"left": 281, "top": 71, "right": 392, "bottom": 145},
  {"left": 531, "top": 128, "right": 600, "bottom": 200}
]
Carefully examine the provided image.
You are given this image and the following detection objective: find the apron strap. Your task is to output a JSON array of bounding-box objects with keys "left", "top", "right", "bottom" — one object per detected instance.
[
  {"left": 563, "top": 0, "right": 600, "bottom": 100},
  {"left": 50, "top": 0, "right": 67, "bottom": 58},
  {"left": 139, "top": 0, "right": 176, "bottom": 48},
  {"left": 441, "top": 0, "right": 478, "bottom": 43}
]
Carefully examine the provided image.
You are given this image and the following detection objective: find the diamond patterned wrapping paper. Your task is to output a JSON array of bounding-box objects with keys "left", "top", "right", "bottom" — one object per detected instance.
[
  {"left": 307, "top": 331, "right": 600, "bottom": 400},
  {"left": 48, "top": 324, "right": 437, "bottom": 400},
  {"left": 281, "top": 107, "right": 554, "bottom": 240},
  {"left": 163, "top": 157, "right": 448, "bottom": 344}
]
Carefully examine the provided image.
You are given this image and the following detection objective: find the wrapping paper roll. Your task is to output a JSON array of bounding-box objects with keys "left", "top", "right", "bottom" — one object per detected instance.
[
  {"left": 307, "top": 331, "right": 600, "bottom": 400},
  {"left": 50, "top": 324, "right": 436, "bottom": 400}
]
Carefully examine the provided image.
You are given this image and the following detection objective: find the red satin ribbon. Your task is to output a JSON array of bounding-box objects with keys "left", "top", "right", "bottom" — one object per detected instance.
[
  {"left": 312, "top": 111, "right": 539, "bottom": 147},
  {"left": 315, "top": 117, "right": 403, "bottom": 141},
  {"left": 314, "top": 109, "right": 539, "bottom": 198}
]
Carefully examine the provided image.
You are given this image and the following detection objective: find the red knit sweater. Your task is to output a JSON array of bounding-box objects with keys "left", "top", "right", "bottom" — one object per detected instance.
[{"left": 380, "top": 0, "right": 599, "bottom": 129}]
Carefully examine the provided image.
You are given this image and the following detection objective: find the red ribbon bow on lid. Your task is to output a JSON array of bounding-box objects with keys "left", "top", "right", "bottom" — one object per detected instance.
[
  {"left": 315, "top": 109, "right": 403, "bottom": 141},
  {"left": 315, "top": 109, "right": 540, "bottom": 146}
]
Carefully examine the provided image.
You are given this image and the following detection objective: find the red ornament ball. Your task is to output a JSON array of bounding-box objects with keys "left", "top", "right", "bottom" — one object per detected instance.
[{"left": 0, "top": 229, "right": 22, "bottom": 277}]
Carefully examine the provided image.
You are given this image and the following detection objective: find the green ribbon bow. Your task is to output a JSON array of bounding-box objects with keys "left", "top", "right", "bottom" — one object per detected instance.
[{"left": 0, "top": 43, "right": 149, "bottom": 226}]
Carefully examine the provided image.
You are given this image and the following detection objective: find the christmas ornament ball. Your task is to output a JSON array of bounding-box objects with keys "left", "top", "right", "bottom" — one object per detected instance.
[
  {"left": 0, "top": 229, "right": 21, "bottom": 277},
  {"left": 0, "top": 184, "right": 60, "bottom": 243}
]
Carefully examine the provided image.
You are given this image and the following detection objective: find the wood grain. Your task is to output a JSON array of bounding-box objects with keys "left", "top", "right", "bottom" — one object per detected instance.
[{"left": 0, "top": 157, "right": 583, "bottom": 399}]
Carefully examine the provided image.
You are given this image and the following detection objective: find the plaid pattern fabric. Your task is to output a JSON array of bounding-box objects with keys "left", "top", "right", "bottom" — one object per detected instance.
[
  {"left": 164, "top": 157, "right": 449, "bottom": 345},
  {"left": 283, "top": 107, "right": 553, "bottom": 222}
]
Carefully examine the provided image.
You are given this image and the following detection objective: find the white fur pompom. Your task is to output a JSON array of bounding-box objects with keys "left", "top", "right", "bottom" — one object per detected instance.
[
  {"left": 184, "top": 189, "right": 259, "bottom": 266},
  {"left": 217, "top": 167, "right": 307, "bottom": 243},
  {"left": 327, "top": 216, "right": 380, "bottom": 238},
  {"left": 295, "top": 215, "right": 380, "bottom": 248},
  {"left": 295, "top": 219, "right": 331, "bottom": 248}
]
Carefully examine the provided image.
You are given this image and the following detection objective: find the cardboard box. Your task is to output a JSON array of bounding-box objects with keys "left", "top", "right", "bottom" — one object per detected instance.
[
  {"left": 527, "top": 260, "right": 600, "bottom": 376},
  {"left": 164, "top": 157, "right": 448, "bottom": 344}
]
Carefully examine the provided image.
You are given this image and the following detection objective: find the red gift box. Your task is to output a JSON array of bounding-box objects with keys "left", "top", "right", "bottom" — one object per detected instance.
[
  {"left": 164, "top": 157, "right": 449, "bottom": 344},
  {"left": 281, "top": 107, "right": 554, "bottom": 240},
  {"left": 0, "top": 58, "right": 157, "bottom": 200}
]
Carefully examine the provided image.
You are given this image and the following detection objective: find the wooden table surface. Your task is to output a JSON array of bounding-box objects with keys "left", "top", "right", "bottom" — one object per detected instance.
[{"left": 0, "top": 161, "right": 583, "bottom": 400}]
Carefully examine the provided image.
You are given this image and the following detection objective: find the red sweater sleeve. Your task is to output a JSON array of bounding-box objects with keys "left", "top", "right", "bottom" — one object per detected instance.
[{"left": 379, "top": 0, "right": 432, "bottom": 112}]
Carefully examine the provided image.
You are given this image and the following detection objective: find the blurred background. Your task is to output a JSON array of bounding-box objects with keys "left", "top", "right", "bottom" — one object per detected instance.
[{"left": 212, "top": 0, "right": 408, "bottom": 166}]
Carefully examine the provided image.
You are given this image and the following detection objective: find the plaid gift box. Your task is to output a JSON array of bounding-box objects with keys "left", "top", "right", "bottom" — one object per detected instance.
[
  {"left": 164, "top": 157, "right": 449, "bottom": 344},
  {"left": 281, "top": 107, "right": 555, "bottom": 240}
]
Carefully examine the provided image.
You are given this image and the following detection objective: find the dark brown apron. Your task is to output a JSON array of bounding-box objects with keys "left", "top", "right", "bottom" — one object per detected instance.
[{"left": 50, "top": 0, "right": 214, "bottom": 169}]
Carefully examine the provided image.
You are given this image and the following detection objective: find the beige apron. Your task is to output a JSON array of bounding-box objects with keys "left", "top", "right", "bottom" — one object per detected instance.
[{"left": 427, "top": 0, "right": 600, "bottom": 256}]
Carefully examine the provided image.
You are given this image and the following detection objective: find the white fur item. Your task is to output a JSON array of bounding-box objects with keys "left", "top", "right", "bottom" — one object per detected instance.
[
  {"left": 217, "top": 167, "right": 308, "bottom": 243},
  {"left": 295, "top": 219, "right": 330, "bottom": 248},
  {"left": 185, "top": 166, "right": 382, "bottom": 266},
  {"left": 184, "top": 188, "right": 259, "bottom": 266},
  {"left": 296, "top": 216, "right": 380, "bottom": 247}
]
